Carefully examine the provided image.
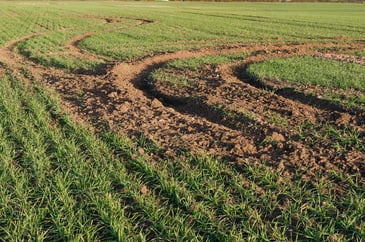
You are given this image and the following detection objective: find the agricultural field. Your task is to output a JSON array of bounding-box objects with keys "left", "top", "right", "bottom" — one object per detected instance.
[{"left": 0, "top": 1, "right": 364, "bottom": 241}]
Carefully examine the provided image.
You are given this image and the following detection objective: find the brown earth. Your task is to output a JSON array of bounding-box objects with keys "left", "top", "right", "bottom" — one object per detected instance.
[
  {"left": 150, "top": 45, "right": 365, "bottom": 181},
  {"left": 0, "top": 15, "right": 364, "bottom": 182}
]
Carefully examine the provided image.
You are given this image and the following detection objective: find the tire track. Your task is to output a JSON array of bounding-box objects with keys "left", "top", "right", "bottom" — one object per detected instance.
[
  {"left": 136, "top": 42, "right": 365, "bottom": 179},
  {"left": 0, "top": 14, "right": 364, "bottom": 180}
]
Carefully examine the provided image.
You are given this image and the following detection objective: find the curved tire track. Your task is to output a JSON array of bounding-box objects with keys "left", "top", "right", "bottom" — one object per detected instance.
[
  {"left": 130, "top": 41, "right": 365, "bottom": 179},
  {"left": 0, "top": 15, "right": 364, "bottom": 180}
]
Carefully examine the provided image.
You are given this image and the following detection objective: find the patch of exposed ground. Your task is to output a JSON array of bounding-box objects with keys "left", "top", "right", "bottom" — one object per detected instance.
[
  {"left": 136, "top": 43, "right": 365, "bottom": 180},
  {"left": 0, "top": 15, "right": 364, "bottom": 182},
  {"left": 314, "top": 52, "right": 365, "bottom": 65}
]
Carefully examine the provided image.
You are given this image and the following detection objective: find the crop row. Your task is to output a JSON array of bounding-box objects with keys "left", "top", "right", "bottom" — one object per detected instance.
[
  {"left": 1, "top": 2, "right": 364, "bottom": 71},
  {"left": 0, "top": 64, "right": 363, "bottom": 241}
]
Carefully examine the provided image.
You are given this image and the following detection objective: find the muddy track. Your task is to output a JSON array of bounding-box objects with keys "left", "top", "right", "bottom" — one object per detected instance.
[
  {"left": 0, "top": 15, "right": 364, "bottom": 181},
  {"left": 118, "top": 42, "right": 365, "bottom": 180}
]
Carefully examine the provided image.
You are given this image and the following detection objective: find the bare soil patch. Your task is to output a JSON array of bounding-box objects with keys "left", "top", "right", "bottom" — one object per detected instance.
[
  {"left": 141, "top": 42, "right": 365, "bottom": 180},
  {"left": 0, "top": 16, "right": 364, "bottom": 182}
]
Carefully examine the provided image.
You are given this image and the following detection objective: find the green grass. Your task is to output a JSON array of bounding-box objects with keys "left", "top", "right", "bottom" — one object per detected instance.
[
  {"left": 266, "top": 113, "right": 288, "bottom": 128},
  {"left": 328, "top": 91, "right": 365, "bottom": 110},
  {"left": 296, "top": 120, "right": 365, "bottom": 152},
  {"left": 352, "top": 51, "right": 365, "bottom": 56},
  {"left": 79, "top": 2, "right": 365, "bottom": 61},
  {"left": 167, "top": 53, "right": 247, "bottom": 71},
  {"left": 148, "top": 53, "right": 245, "bottom": 94},
  {"left": 150, "top": 53, "right": 247, "bottom": 89},
  {"left": 0, "top": 66, "right": 363, "bottom": 241},
  {"left": 15, "top": 16, "right": 139, "bottom": 72},
  {"left": 151, "top": 69, "right": 191, "bottom": 88},
  {"left": 0, "top": 2, "right": 364, "bottom": 70},
  {"left": 246, "top": 56, "right": 365, "bottom": 91},
  {"left": 0, "top": 2, "right": 365, "bottom": 241}
]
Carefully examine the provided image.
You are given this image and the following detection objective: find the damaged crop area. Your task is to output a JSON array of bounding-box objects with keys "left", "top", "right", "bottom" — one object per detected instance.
[{"left": 0, "top": 1, "right": 364, "bottom": 241}]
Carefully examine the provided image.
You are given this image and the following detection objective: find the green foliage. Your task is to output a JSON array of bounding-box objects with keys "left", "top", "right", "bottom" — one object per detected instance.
[
  {"left": 80, "top": 2, "right": 365, "bottom": 61},
  {"left": 1, "top": 2, "right": 365, "bottom": 70},
  {"left": 0, "top": 2, "right": 364, "bottom": 241},
  {"left": 352, "top": 51, "right": 365, "bottom": 56},
  {"left": 0, "top": 73, "right": 364, "bottom": 241},
  {"left": 328, "top": 91, "right": 365, "bottom": 110},
  {"left": 151, "top": 69, "right": 190, "bottom": 88},
  {"left": 266, "top": 113, "right": 288, "bottom": 128},
  {"left": 167, "top": 53, "right": 247, "bottom": 71},
  {"left": 296, "top": 121, "right": 365, "bottom": 152},
  {"left": 247, "top": 56, "right": 365, "bottom": 91}
]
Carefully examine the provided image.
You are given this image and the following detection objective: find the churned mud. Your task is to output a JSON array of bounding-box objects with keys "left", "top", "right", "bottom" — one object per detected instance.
[
  {"left": 149, "top": 44, "right": 365, "bottom": 180},
  {"left": 0, "top": 14, "right": 364, "bottom": 182}
]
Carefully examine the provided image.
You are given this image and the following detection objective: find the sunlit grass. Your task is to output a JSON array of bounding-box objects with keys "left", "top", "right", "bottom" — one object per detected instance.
[
  {"left": 0, "top": 67, "right": 363, "bottom": 240},
  {"left": 247, "top": 56, "right": 365, "bottom": 91},
  {"left": 1, "top": 2, "right": 364, "bottom": 70},
  {"left": 166, "top": 53, "right": 247, "bottom": 71},
  {"left": 0, "top": 2, "right": 364, "bottom": 240}
]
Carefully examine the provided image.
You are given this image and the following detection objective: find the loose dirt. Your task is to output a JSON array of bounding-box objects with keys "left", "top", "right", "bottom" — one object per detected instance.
[
  {"left": 140, "top": 42, "right": 365, "bottom": 178},
  {"left": 0, "top": 15, "right": 364, "bottom": 182}
]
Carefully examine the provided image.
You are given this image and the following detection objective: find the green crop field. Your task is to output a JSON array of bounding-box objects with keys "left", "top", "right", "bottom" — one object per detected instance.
[{"left": 0, "top": 1, "right": 364, "bottom": 241}]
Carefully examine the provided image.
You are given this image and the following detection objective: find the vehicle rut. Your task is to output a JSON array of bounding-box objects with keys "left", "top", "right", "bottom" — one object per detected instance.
[{"left": 0, "top": 14, "right": 364, "bottom": 181}]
